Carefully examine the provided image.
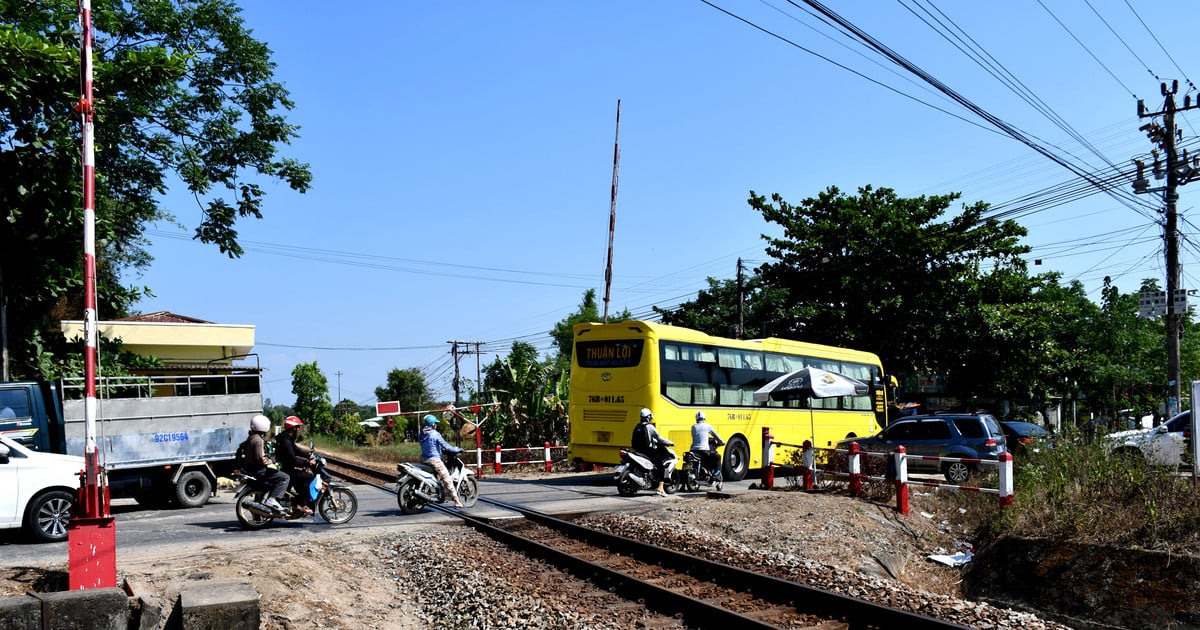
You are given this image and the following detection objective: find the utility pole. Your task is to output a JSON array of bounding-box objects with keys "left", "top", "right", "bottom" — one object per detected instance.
[
  {"left": 1134, "top": 80, "right": 1200, "bottom": 417},
  {"left": 448, "top": 340, "right": 485, "bottom": 405},
  {"left": 334, "top": 371, "right": 343, "bottom": 403},
  {"left": 736, "top": 258, "right": 745, "bottom": 339}
]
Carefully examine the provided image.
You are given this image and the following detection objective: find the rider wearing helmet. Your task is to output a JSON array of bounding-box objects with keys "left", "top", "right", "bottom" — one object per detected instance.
[
  {"left": 689, "top": 411, "right": 725, "bottom": 481},
  {"left": 631, "top": 408, "right": 675, "bottom": 497},
  {"left": 418, "top": 414, "right": 464, "bottom": 508},
  {"left": 242, "top": 414, "right": 290, "bottom": 512},
  {"left": 274, "top": 416, "right": 315, "bottom": 515}
]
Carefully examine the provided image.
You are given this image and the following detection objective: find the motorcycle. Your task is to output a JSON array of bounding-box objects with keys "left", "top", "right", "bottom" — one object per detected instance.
[
  {"left": 396, "top": 454, "right": 479, "bottom": 514},
  {"left": 614, "top": 447, "right": 680, "bottom": 496},
  {"left": 234, "top": 448, "right": 359, "bottom": 529},
  {"left": 682, "top": 446, "right": 724, "bottom": 492}
]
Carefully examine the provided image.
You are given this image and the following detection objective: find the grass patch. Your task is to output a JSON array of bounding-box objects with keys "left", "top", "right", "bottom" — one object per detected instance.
[{"left": 958, "top": 434, "right": 1200, "bottom": 553}]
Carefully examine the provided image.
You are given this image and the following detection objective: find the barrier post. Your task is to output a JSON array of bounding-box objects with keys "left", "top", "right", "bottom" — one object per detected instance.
[
  {"left": 544, "top": 442, "right": 552, "bottom": 472},
  {"left": 848, "top": 442, "right": 862, "bottom": 497},
  {"left": 892, "top": 445, "right": 909, "bottom": 515},
  {"left": 761, "top": 427, "right": 775, "bottom": 489},
  {"left": 998, "top": 451, "right": 1014, "bottom": 507},
  {"left": 494, "top": 444, "right": 502, "bottom": 474},
  {"left": 801, "top": 440, "right": 815, "bottom": 490},
  {"left": 475, "top": 445, "right": 484, "bottom": 478}
]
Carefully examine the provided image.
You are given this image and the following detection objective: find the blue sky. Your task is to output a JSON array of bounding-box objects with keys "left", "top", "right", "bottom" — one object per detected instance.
[{"left": 132, "top": 1, "right": 1200, "bottom": 408}]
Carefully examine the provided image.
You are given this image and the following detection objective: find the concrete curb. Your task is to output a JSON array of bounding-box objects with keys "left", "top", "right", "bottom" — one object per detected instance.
[{"left": 0, "top": 579, "right": 259, "bottom": 630}]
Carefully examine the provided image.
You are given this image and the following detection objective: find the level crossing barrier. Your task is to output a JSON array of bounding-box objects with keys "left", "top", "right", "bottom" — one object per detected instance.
[
  {"left": 469, "top": 443, "right": 568, "bottom": 477},
  {"left": 760, "top": 427, "right": 1014, "bottom": 514}
]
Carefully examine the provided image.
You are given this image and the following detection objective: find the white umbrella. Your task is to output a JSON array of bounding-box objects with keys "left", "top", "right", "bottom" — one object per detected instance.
[{"left": 753, "top": 367, "right": 869, "bottom": 402}]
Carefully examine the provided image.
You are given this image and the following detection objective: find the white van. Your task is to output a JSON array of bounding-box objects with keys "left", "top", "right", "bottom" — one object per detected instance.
[{"left": 0, "top": 434, "right": 84, "bottom": 542}]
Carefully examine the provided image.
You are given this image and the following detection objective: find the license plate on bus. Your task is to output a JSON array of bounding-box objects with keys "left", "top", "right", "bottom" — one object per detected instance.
[{"left": 594, "top": 431, "right": 612, "bottom": 443}]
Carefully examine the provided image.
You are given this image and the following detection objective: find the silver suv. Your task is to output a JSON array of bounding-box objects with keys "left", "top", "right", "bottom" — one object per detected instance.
[{"left": 837, "top": 413, "right": 1007, "bottom": 483}]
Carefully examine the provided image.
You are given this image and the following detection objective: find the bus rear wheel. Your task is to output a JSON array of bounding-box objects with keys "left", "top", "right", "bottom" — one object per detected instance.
[{"left": 723, "top": 437, "right": 750, "bottom": 482}]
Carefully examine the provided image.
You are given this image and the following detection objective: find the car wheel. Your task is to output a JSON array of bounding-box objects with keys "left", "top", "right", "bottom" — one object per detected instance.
[
  {"left": 174, "top": 470, "right": 212, "bottom": 508},
  {"left": 24, "top": 490, "right": 75, "bottom": 543},
  {"left": 723, "top": 437, "right": 750, "bottom": 482},
  {"left": 943, "top": 461, "right": 973, "bottom": 484}
]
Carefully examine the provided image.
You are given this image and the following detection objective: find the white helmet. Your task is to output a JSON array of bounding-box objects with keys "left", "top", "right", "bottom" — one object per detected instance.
[
  {"left": 695, "top": 411, "right": 706, "bottom": 422},
  {"left": 639, "top": 408, "right": 653, "bottom": 422},
  {"left": 250, "top": 414, "right": 270, "bottom": 433}
]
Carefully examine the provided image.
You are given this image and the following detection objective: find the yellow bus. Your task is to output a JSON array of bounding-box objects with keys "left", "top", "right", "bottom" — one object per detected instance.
[{"left": 567, "top": 320, "right": 888, "bottom": 480}]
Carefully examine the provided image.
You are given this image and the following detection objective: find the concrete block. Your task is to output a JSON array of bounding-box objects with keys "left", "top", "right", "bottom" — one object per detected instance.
[
  {"left": 178, "top": 579, "right": 259, "bottom": 630},
  {"left": 0, "top": 595, "right": 40, "bottom": 629},
  {"left": 38, "top": 587, "right": 129, "bottom": 630}
]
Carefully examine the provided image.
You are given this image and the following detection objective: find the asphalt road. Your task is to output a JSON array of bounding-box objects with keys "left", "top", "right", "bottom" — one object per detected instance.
[{"left": 0, "top": 471, "right": 727, "bottom": 566}]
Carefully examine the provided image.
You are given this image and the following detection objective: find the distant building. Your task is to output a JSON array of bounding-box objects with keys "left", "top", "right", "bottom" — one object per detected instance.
[{"left": 60, "top": 311, "right": 256, "bottom": 373}]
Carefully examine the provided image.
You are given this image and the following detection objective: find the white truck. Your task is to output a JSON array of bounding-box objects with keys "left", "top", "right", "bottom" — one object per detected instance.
[{"left": 0, "top": 368, "right": 263, "bottom": 510}]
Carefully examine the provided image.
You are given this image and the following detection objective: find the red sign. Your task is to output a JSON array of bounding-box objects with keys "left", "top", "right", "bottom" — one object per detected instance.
[{"left": 376, "top": 401, "right": 401, "bottom": 416}]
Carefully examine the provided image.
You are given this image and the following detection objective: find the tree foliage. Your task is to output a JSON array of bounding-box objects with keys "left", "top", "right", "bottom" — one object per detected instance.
[
  {"left": 0, "top": 0, "right": 311, "bottom": 377},
  {"left": 291, "top": 361, "right": 333, "bottom": 434},
  {"left": 374, "top": 367, "right": 435, "bottom": 441},
  {"left": 549, "top": 289, "right": 631, "bottom": 371},
  {"left": 660, "top": 185, "right": 1200, "bottom": 421}
]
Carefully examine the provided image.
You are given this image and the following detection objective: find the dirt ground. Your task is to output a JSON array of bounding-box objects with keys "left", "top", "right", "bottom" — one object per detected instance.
[{"left": 0, "top": 474, "right": 985, "bottom": 629}]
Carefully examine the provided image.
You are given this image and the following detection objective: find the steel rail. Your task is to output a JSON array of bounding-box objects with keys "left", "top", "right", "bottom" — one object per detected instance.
[
  {"left": 311, "top": 456, "right": 971, "bottom": 629},
  {"left": 445, "top": 496, "right": 969, "bottom": 630}
]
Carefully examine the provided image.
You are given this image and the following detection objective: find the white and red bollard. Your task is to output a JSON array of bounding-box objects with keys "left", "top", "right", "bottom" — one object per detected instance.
[
  {"left": 494, "top": 444, "right": 503, "bottom": 474},
  {"left": 848, "top": 442, "right": 863, "bottom": 497},
  {"left": 544, "top": 442, "right": 552, "bottom": 473},
  {"left": 761, "top": 427, "right": 775, "bottom": 489},
  {"left": 891, "top": 445, "right": 909, "bottom": 515},
  {"left": 800, "top": 440, "right": 815, "bottom": 491},
  {"left": 998, "top": 450, "right": 1014, "bottom": 507}
]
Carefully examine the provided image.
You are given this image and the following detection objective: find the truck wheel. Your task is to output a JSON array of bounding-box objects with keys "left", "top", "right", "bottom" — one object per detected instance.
[
  {"left": 174, "top": 471, "right": 212, "bottom": 508},
  {"left": 24, "top": 490, "right": 74, "bottom": 543}
]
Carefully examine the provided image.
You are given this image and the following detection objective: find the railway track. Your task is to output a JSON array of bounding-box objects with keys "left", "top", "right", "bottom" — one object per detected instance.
[{"left": 319, "top": 452, "right": 969, "bottom": 628}]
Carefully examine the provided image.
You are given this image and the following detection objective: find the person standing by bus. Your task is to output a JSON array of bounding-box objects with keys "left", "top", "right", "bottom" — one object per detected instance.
[
  {"left": 631, "top": 408, "right": 676, "bottom": 497},
  {"left": 689, "top": 411, "right": 724, "bottom": 481}
]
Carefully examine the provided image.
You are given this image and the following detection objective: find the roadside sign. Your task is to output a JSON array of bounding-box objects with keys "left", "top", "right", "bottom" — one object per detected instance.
[{"left": 376, "top": 401, "right": 402, "bottom": 416}]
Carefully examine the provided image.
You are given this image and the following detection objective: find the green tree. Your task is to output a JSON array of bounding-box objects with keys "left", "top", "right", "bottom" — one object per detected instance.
[
  {"left": 1, "top": 0, "right": 311, "bottom": 378},
  {"left": 479, "top": 341, "right": 568, "bottom": 446},
  {"left": 291, "top": 362, "right": 333, "bottom": 434},
  {"left": 375, "top": 367, "right": 434, "bottom": 440},
  {"left": 549, "top": 289, "right": 631, "bottom": 370}
]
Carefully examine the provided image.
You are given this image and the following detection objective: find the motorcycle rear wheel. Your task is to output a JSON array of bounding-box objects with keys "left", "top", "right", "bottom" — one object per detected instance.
[
  {"left": 684, "top": 469, "right": 700, "bottom": 493},
  {"left": 456, "top": 477, "right": 480, "bottom": 508},
  {"left": 397, "top": 479, "right": 428, "bottom": 515},
  {"left": 318, "top": 487, "right": 359, "bottom": 524},
  {"left": 235, "top": 491, "right": 274, "bottom": 530},
  {"left": 616, "top": 477, "right": 640, "bottom": 497},
  {"left": 663, "top": 471, "right": 681, "bottom": 494}
]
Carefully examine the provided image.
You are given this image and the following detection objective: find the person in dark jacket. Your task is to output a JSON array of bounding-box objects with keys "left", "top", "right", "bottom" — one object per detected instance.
[
  {"left": 242, "top": 414, "right": 289, "bottom": 513},
  {"left": 275, "top": 415, "right": 315, "bottom": 515}
]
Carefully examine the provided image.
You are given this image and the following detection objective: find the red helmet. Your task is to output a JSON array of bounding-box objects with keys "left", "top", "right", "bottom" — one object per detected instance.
[{"left": 284, "top": 416, "right": 304, "bottom": 429}]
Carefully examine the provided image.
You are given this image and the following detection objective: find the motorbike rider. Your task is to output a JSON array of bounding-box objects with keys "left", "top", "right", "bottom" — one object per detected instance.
[
  {"left": 275, "top": 416, "right": 315, "bottom": 515},
  {"left": 419, "top": 414, "right": 464, "bottom": 508},
  {"left": 689, "top": 411, "right": 724, "bottom": 481},
  {"left": 631, "top": 408, "right": 675, "bottom": 497},
  {"left": 240, "top": 414, "right": 290, "bottom": 513}
]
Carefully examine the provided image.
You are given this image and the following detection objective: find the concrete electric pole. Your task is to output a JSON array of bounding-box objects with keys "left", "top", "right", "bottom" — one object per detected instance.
[{"left": 1134, "top": 80, "right": 1200, "bottom": 417}]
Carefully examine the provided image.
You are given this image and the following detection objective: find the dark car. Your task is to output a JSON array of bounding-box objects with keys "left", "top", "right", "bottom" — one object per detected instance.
[
  {"left": 1000, "top": 421, "right": 1053, "bottom": 457},
  {"left": 836, "top": 413, "right": 1006, "bottom": 483}
]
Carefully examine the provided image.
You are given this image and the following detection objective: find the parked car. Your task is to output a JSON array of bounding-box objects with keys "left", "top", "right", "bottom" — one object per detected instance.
[
  {"left": 1103, "top": 410, "right": 1193, "bottom": 467},
  {"left": 0, "top": 434, "right": 83, "bottom": 542},
  {"left": 836, "top": 413, "right": 1006, "bottom": 484},
  {"left": 1000, "top": 421, "right": 1053, "bottom": 457}
]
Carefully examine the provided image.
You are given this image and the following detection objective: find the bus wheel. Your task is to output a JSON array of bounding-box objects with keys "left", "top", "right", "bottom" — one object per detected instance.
[{"left": 723, "top": 437, "right": 750, "bottom": 482}]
